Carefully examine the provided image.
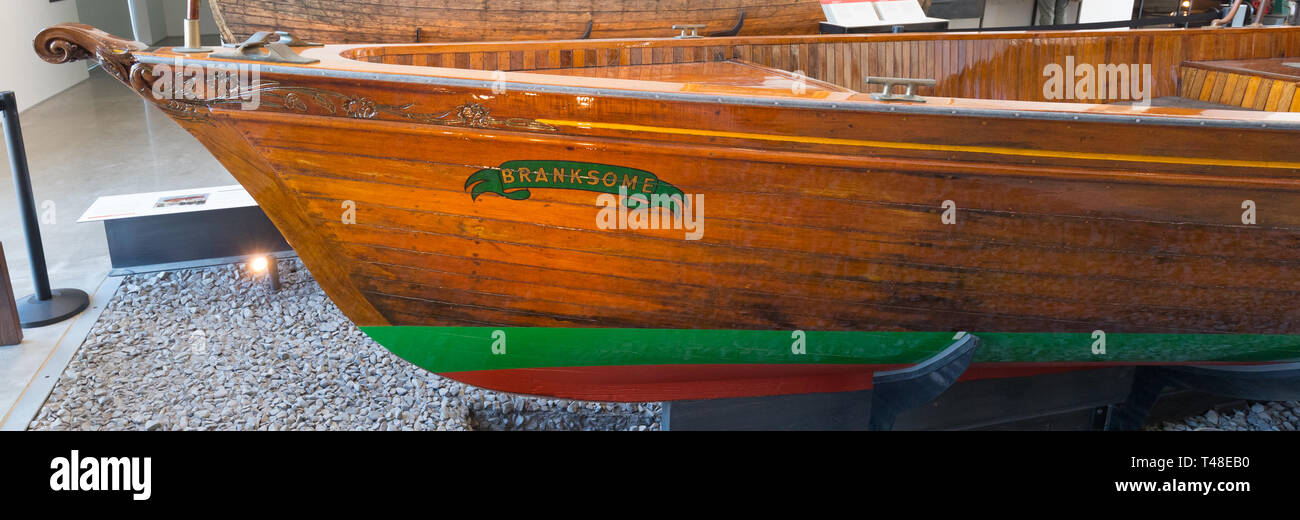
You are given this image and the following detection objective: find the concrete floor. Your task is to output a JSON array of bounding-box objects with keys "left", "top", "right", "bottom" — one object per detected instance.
[
  {"left": 2, "top": 67, "right": 235, "bottom": 296},
  {"left": 0, "top": 67, "right": 234, "bottom": 428}
]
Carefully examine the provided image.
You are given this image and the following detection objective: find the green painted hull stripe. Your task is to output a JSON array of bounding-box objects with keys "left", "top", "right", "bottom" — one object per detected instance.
[{"left": 358, "top": 326, "right": 1300, "bottom": 373}]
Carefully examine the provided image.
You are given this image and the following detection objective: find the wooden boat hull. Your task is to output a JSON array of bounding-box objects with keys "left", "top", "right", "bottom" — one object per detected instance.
[
  {"left": 209, "top": 0, "right": 825, "bottom": 43},
  {"left": 35, "top": 24, "right": 1300, "bottom": 401}
]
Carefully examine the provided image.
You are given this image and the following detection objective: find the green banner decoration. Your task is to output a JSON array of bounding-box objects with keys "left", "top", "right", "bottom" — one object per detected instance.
[{"left": 465, "top": 160, "right": 686, "bottom": 212}]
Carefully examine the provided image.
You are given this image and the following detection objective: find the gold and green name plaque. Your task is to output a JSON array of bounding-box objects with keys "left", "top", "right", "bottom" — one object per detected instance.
[{"left": 465, "top": 160, "right": 686, "bottom": 210}]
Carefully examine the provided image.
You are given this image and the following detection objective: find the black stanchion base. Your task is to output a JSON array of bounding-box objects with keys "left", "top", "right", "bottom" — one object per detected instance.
[{"left": 17, "top": 288, "right": 89, "bottom": 328}]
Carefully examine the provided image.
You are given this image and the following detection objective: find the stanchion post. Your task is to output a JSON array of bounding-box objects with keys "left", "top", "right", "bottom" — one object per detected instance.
[{"left": 1, "top": 91, "right": 89, "bottom": 328}]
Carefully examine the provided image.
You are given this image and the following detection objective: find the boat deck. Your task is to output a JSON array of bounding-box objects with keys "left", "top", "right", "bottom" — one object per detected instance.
[
  {"left": 1184, "top": 57, "right": 1300, "bottom": 82},
  {"left": 1113, "top": 96, "right": 1253, "bottom": 111},
  {"left": 1179, "top": 57, "right": 1300, "bottom": 111},
  {"left": 537, "top": 60, "right": 856, "bottom": 96}
]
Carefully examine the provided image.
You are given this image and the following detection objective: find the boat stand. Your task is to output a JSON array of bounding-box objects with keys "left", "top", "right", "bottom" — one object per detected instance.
[
  {"left": 1102, "top": 362, "right": 1300, "bottom": 430},
  {"left": 663, "top": 334, "right": 1300, "bottom": 430},
  {"left": 867, "top": 332, "right": 979, "bottom": 430},
  {"left": 664, "top": 333, "right": 986, "bottom": 430}
]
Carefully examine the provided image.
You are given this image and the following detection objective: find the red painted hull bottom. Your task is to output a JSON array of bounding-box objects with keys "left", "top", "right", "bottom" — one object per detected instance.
[{"left": 438, "top": 363, "right": 1138, "bottom": 402}]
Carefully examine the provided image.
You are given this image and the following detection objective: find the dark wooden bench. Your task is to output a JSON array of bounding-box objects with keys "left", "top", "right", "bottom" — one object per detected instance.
[{"left": 0, "top": 243, "right": 21, "bottom": 345}]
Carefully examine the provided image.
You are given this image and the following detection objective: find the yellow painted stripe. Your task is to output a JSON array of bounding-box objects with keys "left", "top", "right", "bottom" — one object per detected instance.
[{"left": 536, "top": 118, "right": 1300, "bottom": 170}]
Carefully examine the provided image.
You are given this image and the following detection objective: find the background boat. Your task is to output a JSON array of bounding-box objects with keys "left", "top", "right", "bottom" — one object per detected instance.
[{"left": 209, "top": 0, "right": 826, "bottom": 43}]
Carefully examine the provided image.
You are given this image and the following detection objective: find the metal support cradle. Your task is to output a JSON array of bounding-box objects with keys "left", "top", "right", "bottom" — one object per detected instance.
[
  {"left": 665, "top": 331, "right": 1297, "bottom": 429},
  {"left": 868, "top": 332, "right": 980, "bottom": 430},
  {"left": 1104, "top": 362, "right": 1300, "bottom": 430}
]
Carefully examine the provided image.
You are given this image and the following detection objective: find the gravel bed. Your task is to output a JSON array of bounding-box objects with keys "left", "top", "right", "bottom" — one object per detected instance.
[
  {"left": 25, "top": 258, "right": 1296, "bottom": 431},
  {"left": 1150, "top": 401, "right": 1300, "bottom": 432},
  {"left": 26, "top": 259, "right": 661, "bottom": 431}
]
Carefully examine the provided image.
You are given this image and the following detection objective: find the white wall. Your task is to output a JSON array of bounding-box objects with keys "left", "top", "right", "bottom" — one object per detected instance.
[
  {"left": 1065, "top": 0, "right": 1083, "bottom": 23},
  {"left": 1078, "top": 0, "right": 1135, "bottom": 23},
  {"left": 983, "top": 0, "right": 1035, "bottom": 26},
  {"left": 128, "top": 0, "right": 170, "bottom": 44},
  {"left": 0, "top": 0, "right": 88, "bottom": 111},
  {"left": 76, "top": 0, "right": 135, "bottom": 40}
]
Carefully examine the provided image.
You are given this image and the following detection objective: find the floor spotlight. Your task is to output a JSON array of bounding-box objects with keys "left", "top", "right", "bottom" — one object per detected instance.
[{"left": 249, "top": 255, "right": 280, "bottom": 291}]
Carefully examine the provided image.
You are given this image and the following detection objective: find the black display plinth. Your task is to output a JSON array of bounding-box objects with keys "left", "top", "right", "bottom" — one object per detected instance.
[{"left": 103, "top": 206, "right": 292, "bottom": 273}]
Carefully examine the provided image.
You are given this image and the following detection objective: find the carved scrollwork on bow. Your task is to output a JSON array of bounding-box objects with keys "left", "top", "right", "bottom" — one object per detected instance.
[
  {"left": 34, "top": 23, "right": 557, "bottom": 132},
  {"left": 128, "top": 63, "right": 213, "bottom": 124},
  {"left": 155, "top": 79, "right": 557, "bottom": 131},
  {"left": 35, "top": 23, "right": 147, "bottom": 84}
]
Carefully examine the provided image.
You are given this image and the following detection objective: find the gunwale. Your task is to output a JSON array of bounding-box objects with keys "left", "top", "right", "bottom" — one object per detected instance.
[{"left": 132, "top": 34, "right": 1300, "bottom": 131}]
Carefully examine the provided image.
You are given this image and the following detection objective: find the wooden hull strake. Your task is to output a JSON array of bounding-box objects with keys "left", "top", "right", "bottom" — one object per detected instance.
[{"left": 35, "top": 24, "right": 1300, "bottom": 401}]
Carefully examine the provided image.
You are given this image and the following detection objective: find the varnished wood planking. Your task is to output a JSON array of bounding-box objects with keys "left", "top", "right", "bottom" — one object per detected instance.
[
  {"left": 306, "top": 191, "right": 1300, "bottom": 332},
  {"left": 204, "top": 91, "right": 1300, "bottom": 336},
  {"left": 1219, "top": 72, "right": 1240, "bottom": 105},
  {"left": 330, "top": 217, "right": 1300, "bottom": 330},
  {"left": 210, "top": 0, "right": 824, "bottom": 43},
  {"left": 223, "top": 70, "right": 1300, "bottom": 173},
  {"left": 1208, "top": 70, "right": 1228, "bottom": 102},
  {"left": 174, "top": 116, "right": 389, "bottom": 326},
  {"left": 1179, "top": 64, "right": 1300, "bottom": 111},
  {"left": 270, "top": 155, "right": 1300, "bottom": 293},
  {"left": 347, "top": 27, "right": 1300, "bottom": 102},
  {"left": 249, "top": 120, "right": 1300, "bottom": 228},
  {"left": 295, "top": 163, "right": 1300, "bottom": 332}
]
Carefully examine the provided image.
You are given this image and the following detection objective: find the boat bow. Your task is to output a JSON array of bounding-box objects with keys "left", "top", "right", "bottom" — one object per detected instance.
[
  {"left": 33, "top": 22, "right": 391, "bottom": 329},
  {"left": 35, "top": 23, "right": 147, "bottom": 85}
]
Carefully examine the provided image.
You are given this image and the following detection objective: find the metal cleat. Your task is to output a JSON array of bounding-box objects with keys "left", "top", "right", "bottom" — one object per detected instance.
[{"left": 866, "top": 76, "right": 937, "bottom": 103}]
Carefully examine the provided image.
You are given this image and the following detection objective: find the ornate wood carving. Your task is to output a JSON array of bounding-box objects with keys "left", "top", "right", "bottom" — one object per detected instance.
[
  {"left": 34, "top": 23, "right": 146, "bottom": 83},
  {"left": 36, "top": 24, "right": 554, "bottom": 131},
  {"left": 162, "top": 81, "right": 557, "bottom": 130}
]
